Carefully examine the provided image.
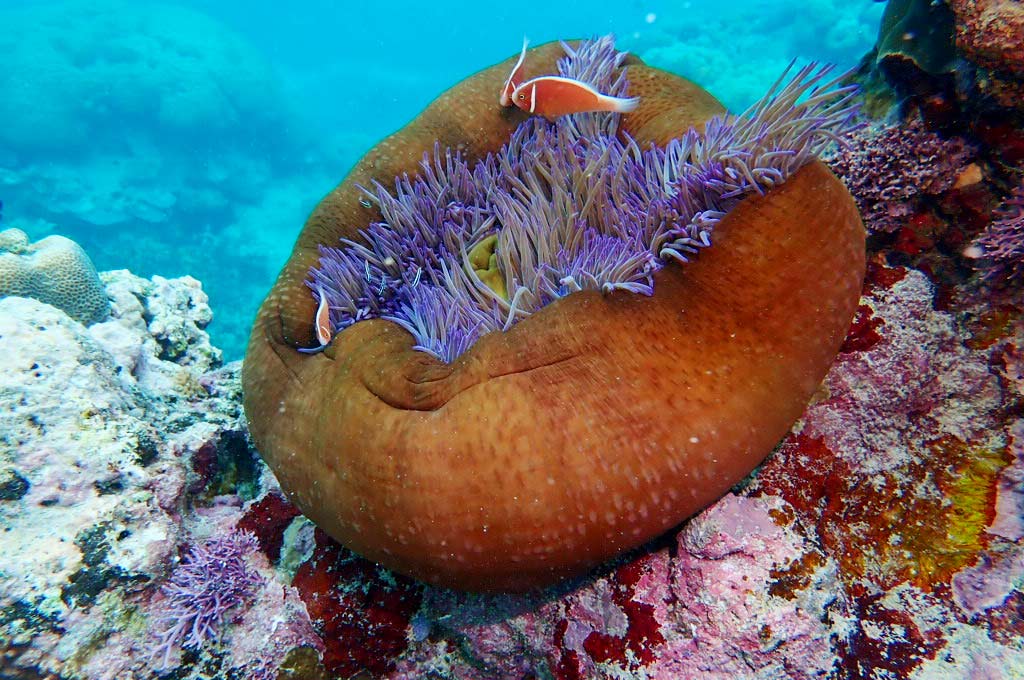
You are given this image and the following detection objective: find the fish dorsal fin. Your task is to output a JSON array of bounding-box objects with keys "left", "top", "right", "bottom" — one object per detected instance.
[{"left": 500, "top": 37, "right": 529, "bottom": 107}]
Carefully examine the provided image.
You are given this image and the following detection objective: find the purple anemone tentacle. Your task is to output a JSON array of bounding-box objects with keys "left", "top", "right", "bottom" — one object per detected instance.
[{"left": 306, "top": 38, "right": 860, "bottom": 363}]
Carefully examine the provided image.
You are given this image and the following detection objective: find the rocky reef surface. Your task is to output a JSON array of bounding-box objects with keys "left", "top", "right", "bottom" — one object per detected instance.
[
  {"left": 0, "top": 270, "right": 320, "bottom": 680},
  {"left": 2, "top": 220, "right": 1023, "bottom": 679}
]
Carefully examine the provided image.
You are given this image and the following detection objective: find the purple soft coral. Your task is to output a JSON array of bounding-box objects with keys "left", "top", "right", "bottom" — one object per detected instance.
[
  {"left": 152, "top": 531, "right": 263, "bottom": 669},
  {"left": 966, "top": 181, "right": 1024, "bottom": 283},
  {"left": 826, "top": 119, "right": 974, "bottom": 233},
  {"left": 309, "top": 37, "right": 860, "bottom": 363}
]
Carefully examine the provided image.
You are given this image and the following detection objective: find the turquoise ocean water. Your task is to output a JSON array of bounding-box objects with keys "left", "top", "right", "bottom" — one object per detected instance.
[{"left": 0, "top": 0, "right": 884, "bottom": 358}]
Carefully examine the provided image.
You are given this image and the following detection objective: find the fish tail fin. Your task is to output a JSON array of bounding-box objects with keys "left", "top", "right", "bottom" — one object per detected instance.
[{"left": 607, "top": 95, "right": 640, "bottom": 113}]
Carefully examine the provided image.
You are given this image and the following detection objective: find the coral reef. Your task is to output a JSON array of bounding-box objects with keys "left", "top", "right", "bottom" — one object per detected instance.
[
  {"left": 3, "top": 192, "right": 1023, "bottom": 678},
  {"left": 4, "top": 6, "right": 1024, "bottom": 680},
  {"left": 848, "top": 0, "right": 1024, "bottom": 287},
  {"left": 0, "top": 227, "right": 110, "bottom": 324},
  {"left": 243, "top": 40, "right": 864, "bottom": 591},
  {"left": 0, "top": 1, "right": 288, "bottom": 195},
  {"left": 0, "top": 1, "right": 340, "bottom": 361},
  {"left": 857, "top": 0, "right": 1024, "bottom": 143}
]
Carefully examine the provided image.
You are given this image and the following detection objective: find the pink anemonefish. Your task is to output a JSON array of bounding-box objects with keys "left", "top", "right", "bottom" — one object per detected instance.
[
  {"left": 500, "top": 38, "right": 529, "bottom": 107},
  {"left": 298, "top": 286, "right": 332, "bottom": 354},
  {"left": 510, "top": 76, "right": 640, "bottom": 120}
]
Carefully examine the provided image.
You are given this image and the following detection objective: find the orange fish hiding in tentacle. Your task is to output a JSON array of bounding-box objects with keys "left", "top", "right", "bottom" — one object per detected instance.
[
  {"left": 298, "top": 286, "right": 332, "bottom": 354},
  {"left": 511, "top": 76, "right": 640, "bottom": 120},
  {"left": 500, "top": 38, "right": 529, "bottom": 107},
  {"left": 313, "top": 286, "right": 332, "bottom": 346}
]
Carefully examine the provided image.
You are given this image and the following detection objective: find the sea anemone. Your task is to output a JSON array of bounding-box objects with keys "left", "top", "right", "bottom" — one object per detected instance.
[
  {"left": 242, "top": 38, "right": 865, "bottom": 591},
  {"left": 152, "top": 531, "right": 262, "bottom": 669}
]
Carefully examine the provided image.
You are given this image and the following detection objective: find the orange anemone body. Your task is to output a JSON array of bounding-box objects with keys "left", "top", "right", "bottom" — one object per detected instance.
[{"left": 242, "top": 43, "right": 865, "bottom": 592}]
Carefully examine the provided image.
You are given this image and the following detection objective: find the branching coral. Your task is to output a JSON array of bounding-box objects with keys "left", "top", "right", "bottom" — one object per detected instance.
[
  {"left": 308, "top": 38, "right": 859, "bottom": 362},
  {"left": 966, "top": 180, "right": 1024, "bottom": 283},
  {"left": 152, "top": 531, "right": 262, "bottom": 669},
  {"left": 826, "top": 119, "right": 974, "bottom": 233}
]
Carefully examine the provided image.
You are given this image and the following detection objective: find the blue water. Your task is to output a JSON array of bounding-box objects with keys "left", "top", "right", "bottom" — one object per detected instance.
[{"left": 0, "top": 0, "right": 884, "bottom": 358}]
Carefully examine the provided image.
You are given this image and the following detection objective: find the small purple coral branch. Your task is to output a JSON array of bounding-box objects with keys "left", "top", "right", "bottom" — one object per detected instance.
[
  {"left": 151, "top": 530, "right": 262, "bottom": 670},
  {"left": 966, "top": 181, "right": 1024, "bottom": 284},
  {"left": 309, "top": 39, "right": 859, "bottom": 363}
]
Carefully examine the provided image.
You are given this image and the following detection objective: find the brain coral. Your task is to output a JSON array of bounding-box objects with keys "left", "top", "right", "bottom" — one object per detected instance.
[
  {"left": 243, "top": 40, "right": 865, "bottom": 591},
  {"left": 0, "top": 228, "right": 109, "bottom": 325}
]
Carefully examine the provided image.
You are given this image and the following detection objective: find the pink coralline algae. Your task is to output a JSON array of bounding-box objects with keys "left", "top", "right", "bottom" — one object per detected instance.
[
  {"left": 966, "top": 180, "right": 1024, "bottom": 283},
  {"left": 953, "top": 546, "right": 1024, "bottom": 616},
  {"left": 826, "top": 120, "right": 974, "bottom": 232},
  {"left": 801, "top": 267, "right": 1000, "bottom": 473},
  {"left": 655, "top": 495, "right": 842, "bottom": 679},
  {"left": 950, "top": 0, "right": 1024, "bottom": 77},
  {"left": 991, "top": 419, "right": 1024, "bottom": 541}
]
